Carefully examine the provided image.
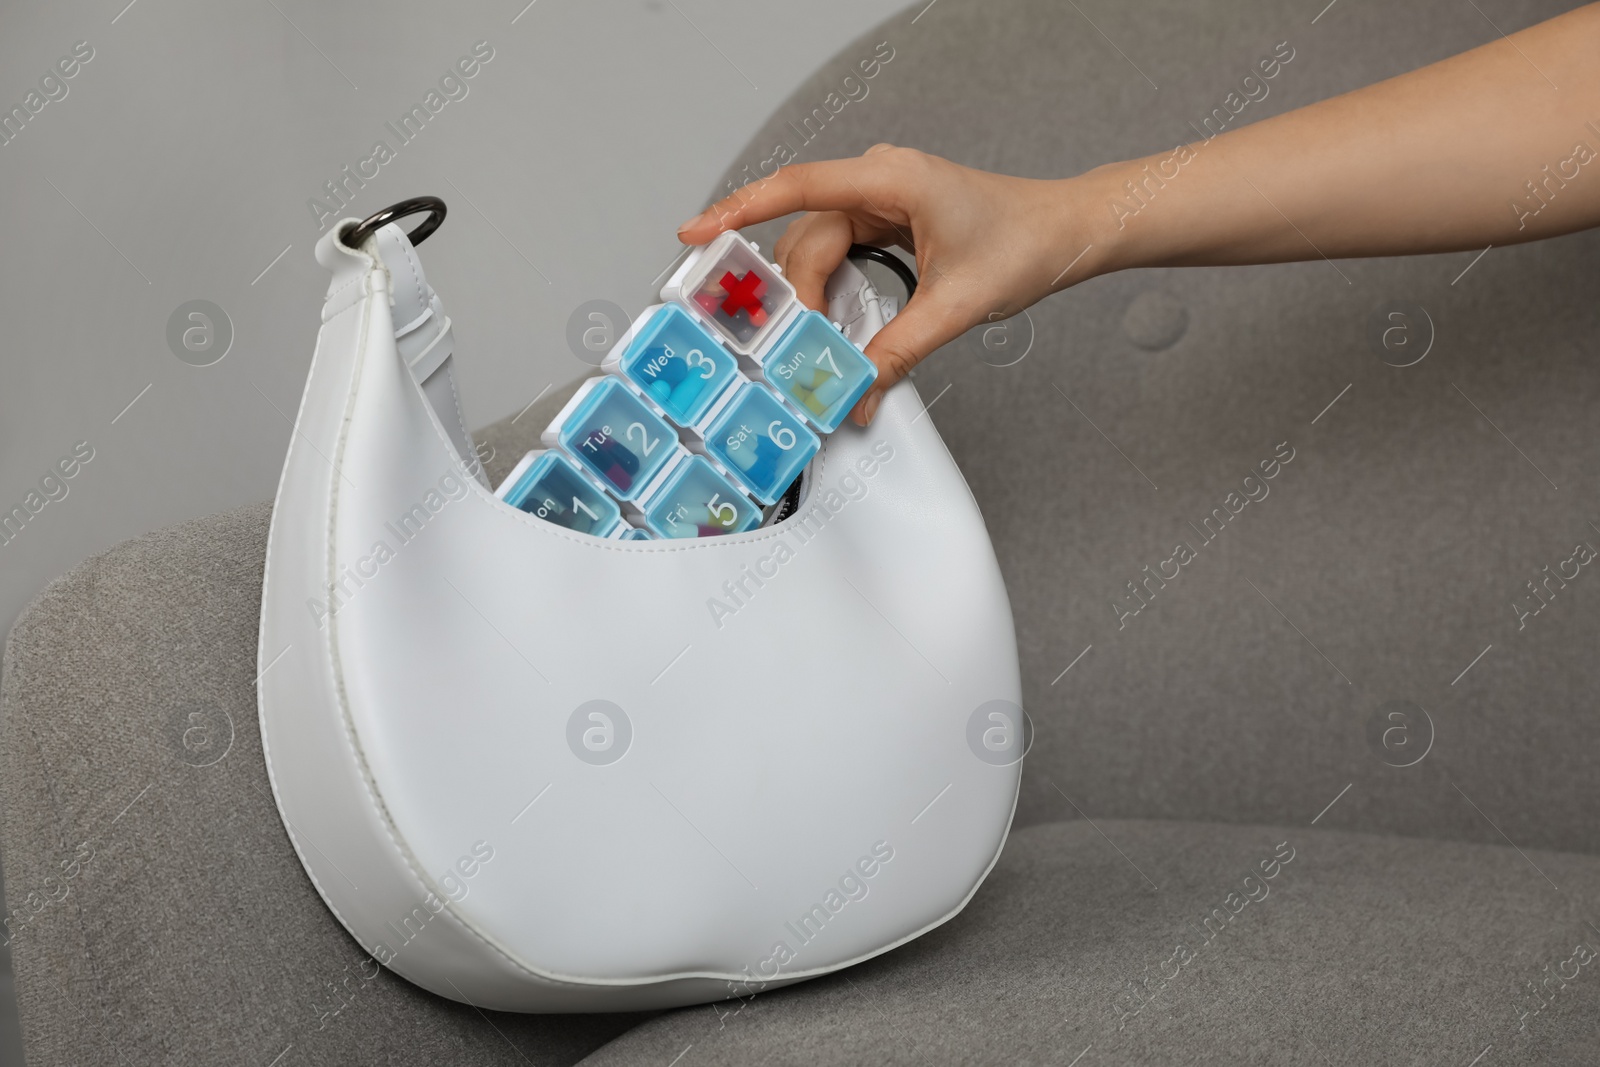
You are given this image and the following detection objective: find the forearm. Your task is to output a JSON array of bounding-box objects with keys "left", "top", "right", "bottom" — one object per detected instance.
[
  {"left": 682, "top": 3, "right": 1600, "bottom": 411},
  {"left": 1072, "top": 3, "right": 1600, "bottom": 276}
]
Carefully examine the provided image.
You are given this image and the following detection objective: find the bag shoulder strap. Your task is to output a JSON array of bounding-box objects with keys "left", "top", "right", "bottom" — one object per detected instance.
[{"left": 374, "top": 223, "right": 479, "bottom": 483}]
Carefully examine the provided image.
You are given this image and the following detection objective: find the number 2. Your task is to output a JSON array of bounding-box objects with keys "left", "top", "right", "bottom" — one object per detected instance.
[{"left": 626, "top": 422, "right": 659, "bottom": 455}]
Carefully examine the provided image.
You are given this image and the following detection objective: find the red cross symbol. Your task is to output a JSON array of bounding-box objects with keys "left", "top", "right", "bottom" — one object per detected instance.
[{"left": 719, "top": 270, "right": 766, "bottom": 321}]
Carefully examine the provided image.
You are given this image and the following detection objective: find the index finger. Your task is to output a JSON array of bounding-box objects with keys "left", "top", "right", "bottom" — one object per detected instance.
[{"left": 677, "top": 158, "right": 889, "bottom": 244}]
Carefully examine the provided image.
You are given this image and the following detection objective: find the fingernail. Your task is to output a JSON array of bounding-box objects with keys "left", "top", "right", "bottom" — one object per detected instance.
[
  {"left": 677, "top": 209, "right": 708, "bottom": 236},
  {"left": 857, "top": 390, "right": 883, "bottom": 426}
]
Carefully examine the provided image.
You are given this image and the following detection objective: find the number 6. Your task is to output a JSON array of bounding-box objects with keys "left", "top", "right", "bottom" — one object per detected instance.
[{"left": 767, "top": 421, "right": 797, "bottom": 450}]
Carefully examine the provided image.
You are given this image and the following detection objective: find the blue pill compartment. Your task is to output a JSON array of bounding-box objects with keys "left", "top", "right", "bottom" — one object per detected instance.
[
  {"left": 547, "top": 377, "right": 680, "bottom": 501},
  {"left": 496, "top": 451, "right": 622, "bottom": 538},
  {"left": 612, "top": 305, "right": 740, "bottom": 427},
  {"left": 700, "top": 382, "right": 819, "bottom": 505},
  {"left": 762, "top": 311, "right": 879, "bottom": 433},
  {"left": 638, "top": 455, "right": 760, "bottom": 539}
]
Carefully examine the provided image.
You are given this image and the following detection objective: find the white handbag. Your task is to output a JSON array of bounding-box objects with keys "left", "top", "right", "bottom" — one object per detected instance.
[{"left": 257, "top": 199, "right": 1024, "bottom": 1012}]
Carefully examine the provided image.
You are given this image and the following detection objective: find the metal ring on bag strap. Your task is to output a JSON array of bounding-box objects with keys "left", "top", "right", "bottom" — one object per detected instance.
[
  {"left": 847, "top": 244, "right": 918, "bottom": 299},
  {"left": 342, "top": 196, "right": 447, "bottom": 250}
]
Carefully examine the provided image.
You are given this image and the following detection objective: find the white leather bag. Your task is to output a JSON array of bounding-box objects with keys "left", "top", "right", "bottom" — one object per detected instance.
[{"left": 258, "top": 209, "right": 1023, "bottom": 1013}]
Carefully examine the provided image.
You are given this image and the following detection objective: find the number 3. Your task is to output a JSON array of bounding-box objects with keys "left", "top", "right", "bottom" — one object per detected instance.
[{"left": 686, "top": 348, "right": 716, "bottom": 380}]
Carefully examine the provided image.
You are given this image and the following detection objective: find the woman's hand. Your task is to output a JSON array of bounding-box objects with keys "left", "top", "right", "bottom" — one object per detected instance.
[
  {"left": 677, "top": 4, "right": 1600, "bottom": 427},
  {"left": 678, "top": 145, "right": 1100, "bottom": 425}
]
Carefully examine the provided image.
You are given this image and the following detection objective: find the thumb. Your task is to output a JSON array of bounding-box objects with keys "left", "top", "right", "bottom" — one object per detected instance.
[{"left": 850, "top": 295, "right": 970, "bottom": 426}]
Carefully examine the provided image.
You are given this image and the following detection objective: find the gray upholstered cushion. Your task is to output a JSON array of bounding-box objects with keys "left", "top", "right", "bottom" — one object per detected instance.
[
  {"left": 722, "top": 0, "right": 1600, "bottom": 855},
  {"left": 0, "top": 385, "right": 633, "bottom": 1067},
  {"left": 577, "top": 818, "right": 1600, "bottom": 1065},
  {"left": 6, "top": 0, "right": 1600, "bottom": 1062}
]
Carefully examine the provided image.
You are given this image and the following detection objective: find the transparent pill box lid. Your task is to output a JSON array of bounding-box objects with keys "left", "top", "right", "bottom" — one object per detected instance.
[
  {"left": 662, "top": 231, "right": 797, "bottom": 357},
  {"left": 636, "top": 453, "right": 761, "bottom": 539},
  {"left": 605, "top": 304, "right": 741, "bottom": 428},
  {"left": 543, "top": 376, "right": 681, "bottom": 502},
  {"left": 495, "top": 450, "right": 622, "bottom": 538},
  {"left": 763, "top": 310, "right": 879, "bottom": 434},
  {"left": 700, "top": 381, "right": 819, "bottom": 505}
]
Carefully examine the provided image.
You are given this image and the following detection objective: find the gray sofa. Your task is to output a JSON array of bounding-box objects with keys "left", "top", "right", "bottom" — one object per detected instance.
[{"left": 4, "top": 0, "right": 1598, "bottom": 1062}]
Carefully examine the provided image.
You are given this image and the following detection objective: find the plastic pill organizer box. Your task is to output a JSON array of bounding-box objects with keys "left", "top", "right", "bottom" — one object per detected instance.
[{"left": 495, "top": 232, "right": 880, "bottom": 540}]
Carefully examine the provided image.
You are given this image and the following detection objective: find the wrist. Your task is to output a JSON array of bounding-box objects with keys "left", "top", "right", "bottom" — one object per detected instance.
[
  {"left": 1059, "top": 160, "right": 1154, "bottom": 281},
  {"left": 1039, "top": 166, "right": 1133, "bottom": 290}
]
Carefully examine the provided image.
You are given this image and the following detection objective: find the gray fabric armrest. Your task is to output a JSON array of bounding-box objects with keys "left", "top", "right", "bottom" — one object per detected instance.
[{"left": 0, "top": 385, "right": 628, "bottom": 1067}]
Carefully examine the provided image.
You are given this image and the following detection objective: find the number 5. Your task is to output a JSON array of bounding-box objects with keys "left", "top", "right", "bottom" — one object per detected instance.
[{"left": 706, "top": 493, "right": 737, "bottom": 526}]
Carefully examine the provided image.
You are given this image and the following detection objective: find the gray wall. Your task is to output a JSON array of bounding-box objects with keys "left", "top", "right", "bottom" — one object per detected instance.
[
  {"left": 0, "top": 1, "right": 909, "bottom": 1059},
  {"left": 0, "top": 0, "right": 908, "bottom": 638}
]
